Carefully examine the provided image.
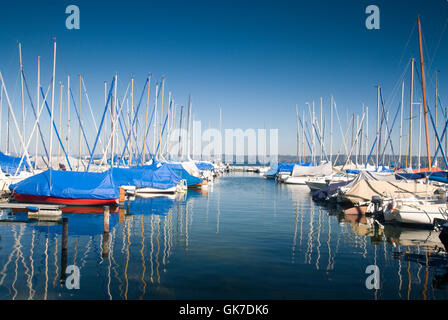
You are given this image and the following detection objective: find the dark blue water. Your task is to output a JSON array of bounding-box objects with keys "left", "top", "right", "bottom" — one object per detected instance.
[{"left": 1, "top": 172, "right": 448, "bottom": 300}]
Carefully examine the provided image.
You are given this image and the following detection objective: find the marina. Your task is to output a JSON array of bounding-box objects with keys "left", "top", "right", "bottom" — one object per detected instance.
[
  {"left": 1, "top": 1, "right": 448, "bottom": 303},
  {"left": 1, "top": 172, "right": 448, "bottom": 300}
]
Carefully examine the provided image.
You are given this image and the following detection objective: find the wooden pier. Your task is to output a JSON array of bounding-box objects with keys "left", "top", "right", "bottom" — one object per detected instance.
[{"left": 0, "top": 202, "right": 64, "bottom": 220}]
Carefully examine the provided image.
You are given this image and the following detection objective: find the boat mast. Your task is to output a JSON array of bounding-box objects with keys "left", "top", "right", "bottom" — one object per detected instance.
[
  {"left": 153, "top": 83, "right": 159, "bottom": 156},
  {"left": 312, "top": 100, "right": 315, "bottom": 164},
  {"left": 407, "top": 58, "right": 415, "bottom": 168},
  {"left": 49, "top": 38, "right": 56, "bottom": 169},
  {"left": 58, "top": 82, "right": 63, "bottom": 164},
  {"left": 186, "top": 94, "right": 192, "bottom": 161},
  {"left": 320, "top": 97, "right": 323, "bottom": 163},
  {"left": 418, "top": 101, "right": 422, "bottom": 169},
  {"left": 302, "top": 109, "right": 305, "bottom": 163},
  {"left": 434, "top": 70, "right": 438, "bottom": 165},
  {"left": 159, "top": 76, "right": 165, "bottom": 158},
  {"left": 35, "top": 56, "right": 40, "bottom": 169},
  {"left": 365, "top": 105, "right": 369, "bottom": 165},
  {"left": 296, "top": 104, "right": 300, "bottom": 161},
  {"left": 417, "top": 16, "right": 432, "bottom": 168},
  {"left": 129, "top": 77, "right": 134, "bottom": 165},
  {"left": 330, "top": 95, "right": 333, "bottom": 164},
  {"left": 66, "top": 75, "right": 71, "bottom": 165},
  {"left": 18, "top": 42, "right": 25, "bottom": 144},
  {"left": 399, "top": 81, "right": 404, "bottom": 167},
  {"left": 78, "top": 74, "right": 82, "bottom": 170},
  {"left": 142, "top": 73, "right": 151, "bottom": 164},
  {"left": 376, "top": 85, "right": 380, "bottom": 168},
  {"left": 178, "top": 105, "right": 184, "bottom": 159}
]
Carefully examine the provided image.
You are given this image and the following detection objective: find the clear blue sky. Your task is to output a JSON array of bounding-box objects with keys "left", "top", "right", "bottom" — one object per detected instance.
[{"left": 1, "top": 0, "right": 448, "bottom": 157}]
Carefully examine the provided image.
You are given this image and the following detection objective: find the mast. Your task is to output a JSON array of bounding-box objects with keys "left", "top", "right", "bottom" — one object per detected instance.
[
  {"left": 178, "top": 105, "right": 184, "bottom": 159},
  {"left": 330, "top": 96, "right": 333, "bottom": 163},
  {"left": 365, "top": 105, "right": 369, "bottom": 165},
  {"left": 312, "top": 100, "right": 315, "bottom": 164},
  {"left": 66, "top": 75, "right": 71, "bottom": 164},
  {"left": 186, "top": 95, "right": 192, "bottom": 161},
  {"left": 407, "top": 58, "right": 415, "bottom": 168},
  {"left": 376, "top": 85, "right": 380, "bottom": 168},
  {"left": 219, "top": 107, "right": 222, "bottom": 162},
  {"left": 159, "top": 76, "right": 165, "bottom": 158},
  {"left": 142, "top": 73, "right": 151, "bottom": 164},
  {"left": 399, "top": 81, "right": 404, "bottom": 167},
  {"left": 35, "top": 56, "right": 40, "bottom": 169},
  {"left": 302, "top": 109, "right": 305, "bottom": 163},
  {"left": 320, "top": 97, "right": 323, "bottom": 163},
  {"left": 49, "top": 38, "right": 56, "bottom": 169},
  {"left": 58, "top": 82, "right": 63, "bottom": 164},
  {"left": 418, "top": 102, "right": 422, "bottom": 169},
  {"left": 18, "top": 42, "right": 25, "bottom": 144},
  {"left": 296, "top": 104, "right": 300, "bottom": 161},
  {"left": 153, "top": 83, "right": 159, "bottom": 156},
  {"left": 78, "top": 74, "right": 82, "bottom": 170},
  {"left": 434, "top": 70, "right": 438, "bottom": 164},
  {"left": 129, "top": 77, "right": 134, "bottom": 165},
  {"left": 417, "top": 16, "right": 431, "bottom": 168}
]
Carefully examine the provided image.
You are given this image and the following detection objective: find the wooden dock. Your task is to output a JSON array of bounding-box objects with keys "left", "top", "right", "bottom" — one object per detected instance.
[{"left": 0, "top": 202, "right": 64, "bottom": 220}]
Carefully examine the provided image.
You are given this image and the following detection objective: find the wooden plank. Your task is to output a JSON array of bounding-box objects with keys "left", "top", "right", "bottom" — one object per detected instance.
[{"left": 0, "top": 203, "right": 63, "bottom": 210}]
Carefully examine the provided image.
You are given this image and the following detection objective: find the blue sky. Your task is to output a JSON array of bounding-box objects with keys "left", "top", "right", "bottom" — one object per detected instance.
[{"left": 1, "top": 0, "right": 448, "bottom": 157}]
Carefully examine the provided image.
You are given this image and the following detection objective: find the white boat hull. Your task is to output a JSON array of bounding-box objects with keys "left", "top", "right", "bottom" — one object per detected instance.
[{"left": 385, "top": 203, "right": 448, "bottom": 226}]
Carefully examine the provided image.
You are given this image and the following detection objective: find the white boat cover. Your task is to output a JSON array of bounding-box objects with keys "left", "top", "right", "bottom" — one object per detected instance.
[{"left": 291, "top": 162, "right": 332, "bottom": 177}]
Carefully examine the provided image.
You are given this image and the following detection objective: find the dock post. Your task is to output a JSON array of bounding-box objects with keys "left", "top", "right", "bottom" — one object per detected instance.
[
  {"left": 102, "top": 206, "right": 110, "bottom": 257},
  {"left": 104, "top": 206, "right": 110, "bottom": 233},
  {"left": 60, "top": 217, "right": 68, "bottom": 283}
]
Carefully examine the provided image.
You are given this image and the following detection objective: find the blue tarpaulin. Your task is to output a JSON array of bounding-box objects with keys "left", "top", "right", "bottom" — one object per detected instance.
[
  {"left": 0, "top": 152, "right": 34, "bottom": 175},
  {"left": 163, "top": 162, "right": 203, "bottom": 186},
  {"left": 9, "top": 170, "right": 119, "bottom": 200},
  {"left": 110, "top": 164, "right": 181, "bottom": 190},
  {"left": 265, "top": 161, "right": 313, "bottom": 178},
  {"left": 195, "top": 162, "right": 215, "bottom": 171}
]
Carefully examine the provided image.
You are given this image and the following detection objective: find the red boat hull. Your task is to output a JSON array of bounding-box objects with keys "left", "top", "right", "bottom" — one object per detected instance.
[{"left": 13, "top": 193, "right": 119, "bottom": 206}]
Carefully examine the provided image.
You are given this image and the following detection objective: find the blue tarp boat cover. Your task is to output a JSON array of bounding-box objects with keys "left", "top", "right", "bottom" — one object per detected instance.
[
  {"left": 110, "top": 164, "right": 181, "bottom": 190},
  {"left": 312, "top": 180, "right": 352, "bottom": 202},
  {"left": 346, "top": 166, "right": 393, "bottom": 175},
  {"left": 0, "top": 152, "right": 34, "bottom": 175},
  {"left": 163, "top": 162, "right": 203, "bottom": 186},
  {"left": 265, "top": 161, "right": 313, "bottom": 177},
  {"left": 9, "top": 170, "right": 119, "bottom": 200},
  {"left": 195, "top": 162, "right": 215, "bottom": 171}
]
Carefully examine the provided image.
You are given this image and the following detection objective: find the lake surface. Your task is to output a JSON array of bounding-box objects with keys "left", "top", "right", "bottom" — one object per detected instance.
[{"left": 1, "top": 172, "right": 448, "bottom": 300}]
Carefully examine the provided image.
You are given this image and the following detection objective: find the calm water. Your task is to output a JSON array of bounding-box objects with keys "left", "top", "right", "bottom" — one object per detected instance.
[{"left": 1, "top": 172, "right": 448, "bottom": 300}]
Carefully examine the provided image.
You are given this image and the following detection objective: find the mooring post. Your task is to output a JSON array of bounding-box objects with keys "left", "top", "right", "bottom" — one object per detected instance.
[
  {"left": 60, "top": 217, "right": 68, "bottom": 283},
  {"left": 102, "top": 206, "right": 110, "bottom": 257},
  {"left": 104, "top": 206, "right": 110, "bottom": 233}
]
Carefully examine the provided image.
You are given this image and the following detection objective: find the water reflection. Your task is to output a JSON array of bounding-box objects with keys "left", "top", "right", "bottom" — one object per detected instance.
[{"left": 0, "top": 173, "right": 447, "bottom": 299}]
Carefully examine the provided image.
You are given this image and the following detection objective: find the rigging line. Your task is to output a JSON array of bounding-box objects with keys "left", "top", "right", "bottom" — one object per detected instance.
[
  {"left": 81, "top": 77, "right": 105, "bottom": 153},
  {"left": 40, "top": 87, "right": 73, "bottom": 170},
  {"left": 70, "top": 88, "right": 92, "bottom": 156},
  {"left": 379, "top": 87, "right": 399, "bottom": 166},
  {"left": 20, "top": 70, "right": 50, "bottom": 161},
  {"left": 118, "top": 78, "right": 148, "bottom": 166},
  {"left": 398, "top": 20, "right": 417, "bottom": 67},
  {"left": 428, "top": 17, "right": 448, "bottom": 72},
  {"left": 86, "top": 76, "right": 116, "bottom": 171}
]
